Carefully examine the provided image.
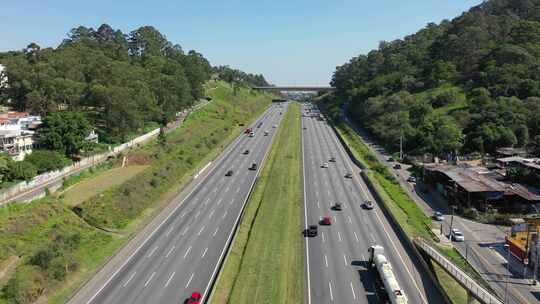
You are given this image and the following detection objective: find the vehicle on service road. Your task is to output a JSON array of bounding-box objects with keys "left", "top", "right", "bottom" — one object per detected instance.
[
  {"left": 184, "top": 292, "right": 201, "bottom": 304},
  {"left": 407, "top": 176, "right": 416, "bottom": 183},
  {"left": 320, "top": 216, "right": 332, "bottom": 226},
  {"left": 368, "top": 245, "right": 408, "bottom": 304},
  {"left": 393, "top": 164, "right": 402, "bottom": 170},
  {"left": 363, "top": 200, "right": 374, "bottom": 210},
  {"left": 451, "top": 228, "right": 465, "bottom": 242},
  {"left": 225, "top": 170, "right": 234, "bottom": 177},
  {"left": 433, "top": 211, "right": 444, "bottom": 221}
]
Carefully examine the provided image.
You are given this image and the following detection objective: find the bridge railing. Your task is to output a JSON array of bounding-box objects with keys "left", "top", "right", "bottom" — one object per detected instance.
[{"left": 415, "top": 238, "right": 503, "bottom": 304}]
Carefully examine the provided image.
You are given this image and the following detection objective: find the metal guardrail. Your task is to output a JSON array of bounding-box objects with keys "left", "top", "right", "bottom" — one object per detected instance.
[{"left": 415, "top": 239, "right": 503, "bottom": 304}]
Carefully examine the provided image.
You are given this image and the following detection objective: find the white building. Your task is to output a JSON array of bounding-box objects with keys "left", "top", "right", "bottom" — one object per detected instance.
[
  {"left": 0, "top": 112, "right": 41, "bottom": 161},
  {"left": 0, "top": 64, "right": 7, "bottom": 89}
]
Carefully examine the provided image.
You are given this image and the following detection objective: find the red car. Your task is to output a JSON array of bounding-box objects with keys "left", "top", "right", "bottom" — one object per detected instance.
[
  {"left": 184, "top": 292, "right": 201, "bottom": 304},
  {"left": 320, "top": 216, "right": 332, "bottom": 226}
]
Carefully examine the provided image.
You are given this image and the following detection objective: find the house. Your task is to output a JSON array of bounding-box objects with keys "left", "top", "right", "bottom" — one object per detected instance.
[
  {"left": 0, "top": 112, "right": 41, "bottom": 161},
  {"left": 85, "top": 129, "right": 99, "bottom": 144},
  {"left": 0, "top": 64, "right": 7, "bottom": 88}
]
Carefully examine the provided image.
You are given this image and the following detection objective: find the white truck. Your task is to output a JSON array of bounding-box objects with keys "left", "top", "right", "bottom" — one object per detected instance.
[{"left": 368, "top": 245, "right": 408, "bottom": 304}]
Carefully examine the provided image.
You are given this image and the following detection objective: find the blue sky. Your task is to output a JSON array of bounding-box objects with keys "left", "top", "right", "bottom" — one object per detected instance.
[{"left": 0, "top": 0, "right": 482, "bottom": 85}]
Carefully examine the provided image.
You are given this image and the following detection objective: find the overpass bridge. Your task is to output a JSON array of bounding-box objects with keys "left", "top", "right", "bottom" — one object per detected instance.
[{"left": 252, "top": 86, "right": 335, "bottom": 92}]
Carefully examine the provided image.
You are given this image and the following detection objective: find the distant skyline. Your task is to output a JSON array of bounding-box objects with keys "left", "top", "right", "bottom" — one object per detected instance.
[{"left": 0, "top": 1, "right": 483, "bottom": 85}]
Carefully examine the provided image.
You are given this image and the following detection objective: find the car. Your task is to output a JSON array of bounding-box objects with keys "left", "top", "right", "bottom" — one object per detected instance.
[
  {"left": 433, "top": 211, "right": 444, "bottom": 221},
  {"left": 243, "top": 149, "right": 250, "bottom": 155},
  {"left": 320, "top": 216, "right": 332, "bottom": 225},
  {"left": 225, "top": 170, "right": 234, "bottom": 176},
  {"left": 388, "top": 157, "right": 395, "bottom": 162},
  {"left": 321, "top": 162, "right": 329, "bottom": 168},
  {"left": 329, "top": 157, "right": 336, "bottom": 162},
  {"left": 332, "top": 202, "right": 342, "bottom": 211},
  {"left": 249, "top": 131, "right": 255, "bottom": 137},
  {"left": 451, "top": 228, "right": 465, "bottom": 242},
  {"left": 303, "top": 127, "right": 307, "bottom": 130},
  {"left": 184, "top": 292, "right": 201, "bottom": 304},
  {"left": 407, "top": 176, "right": 416, "bottom": 183},
  {"left": 344, "top": 173, "right": 353, "bottom": 178},
  {"left": 264, "top": 130, "right": 269, "bottom": 136},
  {"left": 305, "top": 225, "right": 318, "bottom": 237},
  {"left": 249, "top": 163, "right": 257, "bottom": 170},
  {"left": 393, "top": 164, "right": 402, "bottom": 170},
  {"left": 273, "top": 124, "right": 278, "bottom": 128},
  {"left": 363, "top": 200, "right": 374, "bottom": 210}
]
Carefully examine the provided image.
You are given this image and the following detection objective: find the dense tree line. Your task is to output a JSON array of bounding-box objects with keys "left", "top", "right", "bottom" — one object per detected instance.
[
  {"left": 0, "top": 24, "right": 213, "bottom": 143},
  {"left": 330, "top": 0, "right": 540, "bottom": 157},
  {"left": 213, "top": 65, "right": 269, "bottom": 87}
]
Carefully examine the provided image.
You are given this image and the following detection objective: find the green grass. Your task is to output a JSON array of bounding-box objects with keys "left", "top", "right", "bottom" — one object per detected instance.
[
  {"left": 0, "top": 81, "right": 274, "bottom": 304},
  {"left": 60, "top": 165, "right": 148, "bottom": 207},
  {"left": 431, "top": 262, "right": 467, "bottom": 304},
  {"left": 211, "top": 103, "right": 304, "bottom": 304}
]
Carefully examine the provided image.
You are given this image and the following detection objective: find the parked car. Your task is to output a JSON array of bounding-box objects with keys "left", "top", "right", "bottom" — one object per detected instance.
[
  {"left": 184, "top": 292, "right": 201, "bottom": 304},
  {"left": 388, "top": 157, "right": 395, "bottom": 162},
  {"left": 225, "top": 170, "right": 234, "bottom": 176},
  {"left": 305, "top": 225, "right": 318, "bottom": 237},
  {"left": 451, "top": 228, "right": 465, "bottom": 242},
  {"left": 393, "top": 164, "right": 402, "bottom": 170},
  {"left": 321, "top": 162, "right": 329, "bottom": 168},
  {"left": 249, "top": 163, "right": 257, "bottom": 170},
  {"left": 407, "top": 176, "right": 416, "bottom": 183},
  {"left": 332, "top": 203, "right": 342, "bottom": 211},
  {"left": 363, "top": 200, "right": 374, "bottom": 210},
  {"left": 320, "top": 216, "right": 332, "bottom": 225},
  {"left": 433, "top": 211, "right": 444, "bottom": 221},
  {"left": 344, "top": 173, "right": 353, "bottom": 178},
  {"left": 243, "top": 149, "right": 250, "bottom": 155}
]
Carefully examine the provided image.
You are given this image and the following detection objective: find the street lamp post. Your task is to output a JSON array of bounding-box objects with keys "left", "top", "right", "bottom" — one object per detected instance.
[
  {"left": 504, "top": 244, "right": 510, "bottom": 304},
  {"left": 448, "top": 206, "right": 456, "bottom": 240}
]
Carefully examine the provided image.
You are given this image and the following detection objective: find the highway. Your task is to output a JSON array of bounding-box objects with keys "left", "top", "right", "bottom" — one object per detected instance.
[
  {"left": 79, "top": 103, "right": 286, "bottom": 304},
  {"left": 302, "top": 103, "right": 445, "bottom": 304}
]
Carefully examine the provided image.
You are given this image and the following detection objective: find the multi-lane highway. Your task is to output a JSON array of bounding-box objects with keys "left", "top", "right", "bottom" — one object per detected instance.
[
  {"left": 302, "top": 103, "right": 445, "bottom": 304},
  {"left": 74, "top": 103, "right": 286, "bottom": 304}
]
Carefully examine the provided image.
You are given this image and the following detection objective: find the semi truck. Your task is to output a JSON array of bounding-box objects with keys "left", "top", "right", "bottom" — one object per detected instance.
[{"left": 368, "top": 245, "right": 408, "bottom": 304}]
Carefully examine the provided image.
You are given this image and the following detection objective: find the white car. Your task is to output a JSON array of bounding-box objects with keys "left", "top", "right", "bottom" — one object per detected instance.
[
  {"left": 273, "top": 124, "right": 277, "bottom": 128},
  {"left": 321, "top": 162, "right": 329, "bottom": 168},
  {"left": 451, "top": 228, "right": 465, "bottom": 242},
  {"left": 433, "top": 211, "right": 444, "bottom": 221}
]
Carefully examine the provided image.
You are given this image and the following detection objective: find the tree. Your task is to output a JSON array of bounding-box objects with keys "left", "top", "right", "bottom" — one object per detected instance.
[
  {"left": 7, "top": 161, "right": 37, "bottom": 181},
  {"left": 39, "top": 112, "right": 91, "bottom": 156},
  {"left": 25, "top": 150, "right": 72, "bottom": 174}
]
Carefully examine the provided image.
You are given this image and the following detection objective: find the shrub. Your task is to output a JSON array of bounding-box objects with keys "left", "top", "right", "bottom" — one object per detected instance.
[
  {"left": 7, "top": 161, "right": 37, "bottom": 181},
  {"left": 25, "top": 150, "right": 72, "bottom": 174},
  {"left": 1, "top": 265, "right": 45, "bottom": 304}
]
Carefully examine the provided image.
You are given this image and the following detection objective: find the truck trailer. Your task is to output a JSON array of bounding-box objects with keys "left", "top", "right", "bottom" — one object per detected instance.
[{"left": 368, "top": 245, "right": 408, "bottom": 304}]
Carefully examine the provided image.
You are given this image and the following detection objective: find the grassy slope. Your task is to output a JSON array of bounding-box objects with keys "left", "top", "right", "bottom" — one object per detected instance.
[
  {"left": 0, "top": 82, "right": 273, "bottom": 304},
  {"left": 60, "top": 166, "right": 148, "bottom": 206},
  {"left": 211, "top": 103, "right": 304, "bottom": 304}
]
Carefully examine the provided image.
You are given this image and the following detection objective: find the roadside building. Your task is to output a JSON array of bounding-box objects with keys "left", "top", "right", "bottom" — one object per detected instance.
[
  {"left": 0, "top": 112, "right": 41, "bottom": 161},
  {"left": 496, "top": 147, "right": 528, "bottom": 158},
  {"left": 506, "top": 217, "right": 540, "bottom": 267}
]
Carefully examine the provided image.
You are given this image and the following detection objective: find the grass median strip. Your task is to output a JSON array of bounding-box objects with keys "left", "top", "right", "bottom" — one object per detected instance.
[{"left": 211, "top": 102, "right": 304, "bottom": 304}]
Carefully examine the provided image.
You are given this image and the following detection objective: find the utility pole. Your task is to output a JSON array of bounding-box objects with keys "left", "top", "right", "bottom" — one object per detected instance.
[
  {"left": 399, "top": 133, "right": 403, "bottom": 161},
  {"left": 534, "top": 236, "right": 539, "bottom": 285},
  {"left": 504, "top": 244, "right": 510, "bottom": 304},
  {"left": 449, "top": 206, "right": 455, "bottom": 239}
]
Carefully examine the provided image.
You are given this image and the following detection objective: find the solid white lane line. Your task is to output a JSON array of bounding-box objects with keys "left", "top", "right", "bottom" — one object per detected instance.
[
  {"left": 201, "top": 247, "right": 208, "bottom": 258},
  {"left": 123, "top": 272, "right": 136, "bottom": 287},
  {"left": 350, "top": 282, "right": 357, "bottom": 300},
  {"left": 209, "top": 209, "right": 215, "bottom": 219},
  {"left": 166, "top": 226, "right": 174, "bottom": 237},
  {"left": 338, "top": 231, "right": 342, "bottom": 242},
  {"left": 165, "top": 246, "right": 175, "bottom": 258},
  {"left": 184, "top": 246, "right": 192, "bottom": 259},
  {"left": 354, "top": 231, "right": 359, "bottom": 242},
  {"left": 324, "top": 255, "right": 328, "bottom": 267},
  {"left": 198, "top": 225, "right": 205, "bottom": 236},
  {"left": 185, "top": 273, "right": 194, "bottom": 288},
  {"left": 213, "top": 227, "right": 219, "bottom": 237},
  {"left": 301, "top": 119, "right": 312, "bottom": 304},
  {"left": 147, "top": 246, "right": 158, "bottom": 258},
  {"left": 343, "top": 254, "right": 348, "bottom": 266},
  {"left": 144, "top": 272, "right": 156, "bottom": 287},
  {"left": 182, "top": 226, "right": 189, "bottom": 236},
  {"left": 164, "top": 272, "right": 175, "bottom": 287},
  {"left": 328, "top": 281, "right": 334, "bottom": 302},
  {"left": 222, "top": 210, "right": 228, "bottom": 219},
  {"left": 322, "top": 232, "right": 326, "bottom": 243}
]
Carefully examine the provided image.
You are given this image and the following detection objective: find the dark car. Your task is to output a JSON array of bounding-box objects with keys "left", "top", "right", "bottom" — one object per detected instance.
[
  {"left": 305, "top": 225, "right": 318, "bottom": 237},
  {"left": 320, "top": 216, "right": 332, "bottom": 225},
  {"left": 249, "top": 163, "right": 257, "bottom": 170},
  {"left": 388, "top": 157, "right": 395, "bottom": 162},
  {"left": 363, "top": 200, "right": 374, "bottom": 210},
  {"left": 225, "top": 170, "right": 234, "bottom": 176},
  {"left": 184, "top": 292, "right": 201, "bottom": 304},
  {"left": 332, "top": 203, "right": 342, "bottom": 211},
  {"left": 393, "top": 164, "right": 402, "bottom": 170},
  {"left": 243, "top": 149, "right": 250, "bottom": 155},
  {"left": 329, "top": 157, "right": 336, "bottom": 162},
  {"left": 344, "top": 173, "right": 352, "bottom": 178}
]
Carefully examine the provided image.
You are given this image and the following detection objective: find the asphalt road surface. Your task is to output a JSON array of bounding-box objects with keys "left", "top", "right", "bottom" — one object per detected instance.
[
  {"left": 302, "top": 103, "right": 445, "bottom": 304},
  {"left": 83, "top": 103, "right": 287, "bottom": 304}
]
